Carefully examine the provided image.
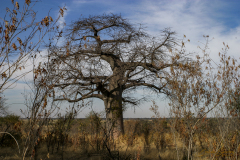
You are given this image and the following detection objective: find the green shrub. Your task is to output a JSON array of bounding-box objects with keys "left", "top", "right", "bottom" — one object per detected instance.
[{"left": 0, "top": 114, "right": 22, "bottom": 147}]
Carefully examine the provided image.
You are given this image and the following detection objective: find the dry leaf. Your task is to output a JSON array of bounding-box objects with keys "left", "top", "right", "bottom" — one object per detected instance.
[
  {"left": 17, "top": 37, "right": 22, "bottom": 45},
  {"left": 50, "top": 16, "right": 53, "bottom": 22},
  {"left": 59, "top": 8, "right": 64, "bottom": 17},
  {"left": 13, "top": 10, "right": 17, "bottom": 15},
  {"left": 5, "top": 21, "right": 9, "bottom": 27},
  {"left": 25, "top": 0, "right": 31, "bottom": 5},
  {"left": 15, "top": 2, "right": 19, "bottom": 9},
  {"left": 2, "top": 72, "right": 7, "bottom": 78},
  {"left": 12, "top": 43, "right": 17, "bottom": 50}
]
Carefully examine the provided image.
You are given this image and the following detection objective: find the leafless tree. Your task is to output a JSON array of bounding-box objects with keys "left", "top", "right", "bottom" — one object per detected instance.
[{"left": 45, "top": 14, "right": 197, "bottom": 138}]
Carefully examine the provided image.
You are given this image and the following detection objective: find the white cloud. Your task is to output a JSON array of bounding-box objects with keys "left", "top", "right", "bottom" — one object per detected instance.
[
  {"left": 121, "top": 0, "right": 239, "bottom": 62},
  {"left": 72, "top": 0, "right": 91, "bottom": 4},
  {"left": 69, "top": 0, "right": 239, "bottom": 59},
  {"left": 3, "top": 49, "right": 49, "bottom": 116},
  {"left": 3, "top": 0, "right": 240, "bottom": 118}
]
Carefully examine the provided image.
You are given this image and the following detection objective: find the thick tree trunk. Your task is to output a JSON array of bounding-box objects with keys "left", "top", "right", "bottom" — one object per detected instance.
[{"left": 104, "top": 86, "right": 124, "bottom": 139}]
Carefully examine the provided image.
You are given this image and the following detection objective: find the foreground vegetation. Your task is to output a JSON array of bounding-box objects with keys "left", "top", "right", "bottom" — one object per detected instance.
[{"left": 0, "top": 113, "right": 240, "bottom": 160}]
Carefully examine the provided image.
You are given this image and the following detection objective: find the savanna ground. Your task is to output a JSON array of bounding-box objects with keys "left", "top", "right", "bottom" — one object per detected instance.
[{"left": 1, "top": 114, "right": 240, "bottom": 160}]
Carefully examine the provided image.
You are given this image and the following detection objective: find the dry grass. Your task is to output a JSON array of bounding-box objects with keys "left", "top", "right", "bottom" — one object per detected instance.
[{"left": 1, "top": 118, "right": 240, "bottom": 160}]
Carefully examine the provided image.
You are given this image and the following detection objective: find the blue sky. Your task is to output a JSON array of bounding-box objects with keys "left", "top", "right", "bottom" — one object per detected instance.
[{"left": 1, "top": 0, "right": 240, "bottom": 118}]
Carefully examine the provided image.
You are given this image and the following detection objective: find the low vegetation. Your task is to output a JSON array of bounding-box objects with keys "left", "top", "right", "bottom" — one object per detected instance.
[{"left": 0, "top": 111, "right": 240, "bottom": 160}]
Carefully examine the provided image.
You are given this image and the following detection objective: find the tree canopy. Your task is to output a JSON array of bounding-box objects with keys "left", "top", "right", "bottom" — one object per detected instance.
[{"left": 42, "top": 14, "right": 199, "bottom": 137}]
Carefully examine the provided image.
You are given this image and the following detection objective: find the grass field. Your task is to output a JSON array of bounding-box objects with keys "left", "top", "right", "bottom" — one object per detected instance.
[{"left": 0, "top": 117, "right": 240, "bottom": 160}]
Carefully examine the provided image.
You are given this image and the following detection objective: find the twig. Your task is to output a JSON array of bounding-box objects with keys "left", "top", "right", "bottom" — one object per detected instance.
[{"left": 0, "top": 132, "right": 20, "bottom": 154}]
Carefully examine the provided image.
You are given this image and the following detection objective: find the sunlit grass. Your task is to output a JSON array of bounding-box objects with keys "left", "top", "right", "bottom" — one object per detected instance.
[{"left": 1, "top": 118, "right": 240, "bottom": 159}]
